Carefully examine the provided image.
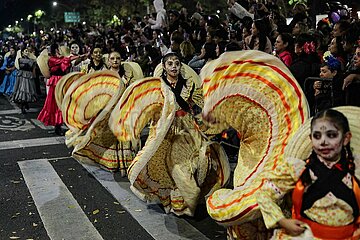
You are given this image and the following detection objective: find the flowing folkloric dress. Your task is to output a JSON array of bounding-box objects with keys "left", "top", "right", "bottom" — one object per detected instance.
[
  {"left": 0, "top": 54, "right": 17, "bottom": 95},
  {"left": 257, "top": 106, "right": 360, "bottom": 240},
  {"left": 38, "top": 56, "right": 72, "bottom": 126},
  {"left": 57, "top": 63, "right": 144, "bottom": 174},
  {"left": 11, "top": 57, "right": 37, "bottom": 104},
  {"left": 200, "top": 50, "right": 309, "bottom": 239},
  {"left": 109, "top": 65, "right": 230, "bottom": 216}
]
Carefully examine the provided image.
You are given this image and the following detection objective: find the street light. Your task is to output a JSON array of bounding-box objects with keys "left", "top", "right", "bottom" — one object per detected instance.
[{"left": 52, "top": 1, "right": 71, "bottom": 30}]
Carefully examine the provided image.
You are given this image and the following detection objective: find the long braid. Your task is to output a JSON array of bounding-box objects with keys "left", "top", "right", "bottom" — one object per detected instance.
[
  {"left": 346, "top": 144, "right": 355, "bottom": 176},
  {"left": 300, "top": 150, "right": 318, "bottom": 186}
]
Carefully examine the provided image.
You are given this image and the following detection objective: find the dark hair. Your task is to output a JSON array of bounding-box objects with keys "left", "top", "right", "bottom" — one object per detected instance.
[
  {"left": 301, "top": 109, "right": 355, "bottom": 186},
  {"left": 249, "top": 19, "right": 268, "bottom": 51},
  {"left": 342, "top": 22, "right": 360, "bottom": 47},
  {"left": 216, "top": 41, "right": 227, "bottom": 56},
  {"left": 335, "top": 20, "right": 351, "bottom": 35},
  {"left": 311, "top": 108, "right": 350, "bottom": 134},
  {"left": 50, "top": 43, "right": 59, "bottom": 56},
  {"left": 225, "top": 41, "right": 241, "bottom": 52},
  {"left": 278, "top": 33, "right": 294, "bottom": 52},
  {"left": 202, "top": 42, "right": 217, "bottom": 60}
]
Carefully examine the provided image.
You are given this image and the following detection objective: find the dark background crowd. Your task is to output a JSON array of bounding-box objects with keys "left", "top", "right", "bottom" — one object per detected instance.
[{"left": 1, "top": 0, "right": 359, "bottom": 116}]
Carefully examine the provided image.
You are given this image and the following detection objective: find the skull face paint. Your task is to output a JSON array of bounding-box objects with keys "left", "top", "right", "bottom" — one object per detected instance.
[
  {"left": 310, "top": 118, "right": 350, "bottom": 162},
  {"left": 70, "top": 43, "right": 80, "bottom": 55}
]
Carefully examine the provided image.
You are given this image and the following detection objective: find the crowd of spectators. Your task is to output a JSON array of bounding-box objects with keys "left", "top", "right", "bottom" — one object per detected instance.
[{"left": 0, "top": 0, "right": 359, "bottom": 116}]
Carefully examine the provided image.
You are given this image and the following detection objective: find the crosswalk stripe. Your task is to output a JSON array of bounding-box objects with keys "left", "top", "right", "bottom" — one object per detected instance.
[
  {"left": 0, "top": 137, "right": 64, "bottom": 150},
  {"left": 18, "top": 159, "right": 103, "bottom": 240},
  {"left": 0, "top": 108, "right": 41, "bottom": 115},
  {"left": 82, "top": 163, "right": 210, "bottom": 240},
  {"left": 30, "top": 119, "right": 55, "bottom": 130}
]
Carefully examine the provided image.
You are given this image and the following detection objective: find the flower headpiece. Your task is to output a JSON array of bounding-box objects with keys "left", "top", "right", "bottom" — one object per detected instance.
[
  {"left": 324, "top": 54, "right": 341, "bottom": 71},
  {"left": 303, "top": 41, "right": 316, "bottom": 54},
  {"left": 321, "top": 18, "right": 331, "bottom": 27}
]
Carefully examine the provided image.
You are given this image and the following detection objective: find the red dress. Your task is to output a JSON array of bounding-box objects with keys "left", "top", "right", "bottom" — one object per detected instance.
[{"left": 37, "top": 56, "right": 71, "bottom": 126}]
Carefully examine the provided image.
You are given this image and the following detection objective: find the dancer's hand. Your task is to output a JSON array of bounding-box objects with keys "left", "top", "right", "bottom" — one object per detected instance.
[{"left": 278, "top": 218, "right": 305, "bottom": 236}]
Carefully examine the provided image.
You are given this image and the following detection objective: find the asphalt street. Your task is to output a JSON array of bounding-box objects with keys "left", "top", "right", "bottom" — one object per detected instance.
[{"left": 0, "top": 92, "right": 228, "bottom": 240}]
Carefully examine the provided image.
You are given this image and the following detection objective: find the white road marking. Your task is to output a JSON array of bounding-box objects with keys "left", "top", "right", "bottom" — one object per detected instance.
[
  {"left": 82, "top": 163, "right": 210, "bottom": 240},
  {"left": 18, "top": 160, "right": 103, "bottom": 240},
  {"left": 0, "top": 108, "right": 41, "bottom": 115},
  {"left": 30, "top": 119, "right": 54, "bottom": 130},
  {"left": 0, "top": 136, "right": 65, "bottom": 150}
]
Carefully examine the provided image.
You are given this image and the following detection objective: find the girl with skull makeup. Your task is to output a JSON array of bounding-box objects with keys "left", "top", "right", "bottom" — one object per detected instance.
[{"left": 256, "top": 107, "right": 360, "bottom": 239}]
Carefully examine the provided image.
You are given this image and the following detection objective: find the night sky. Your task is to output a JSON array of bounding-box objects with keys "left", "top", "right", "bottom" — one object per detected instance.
[{"left": 0, "top": 0, "right": 49, "bottom": 29}]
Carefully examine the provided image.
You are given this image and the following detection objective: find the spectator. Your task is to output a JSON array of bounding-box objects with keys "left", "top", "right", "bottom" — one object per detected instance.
[
  {"left": 327, "top": 36, "right": 347, "bottom": 69},
  {"left": 188, "top": 42, "right": 217, "bottom": 71},
  {"left": 331, "top": 20, "right": 351, "bottom": 38},
  {"left": 168, "top": 9, "right": 181, "bottom": 34},
  {"left": 148, "top": 0, "right": 168, "bottom": 31},
  {"left": 216, "top": 40, "right": 227, "bottom": 57},
  {"left": 313, "top": 54, "right": 344, "bottom": 113},
  {"left": 274, "top": 32, "right": 294, "bottom": 67},
  {"left": 290, "top": 33, "right": 321, "bottom": 90},
  {"left": 292, "top": 21, "right": 309, "bottom": 38},
  {"left": 244, "top": 18, "right": 272, "bottom": 54},
  {"left": 227, "top": 0, "right": 254, "bottom": 20},
  {"left": 179, "top": 40, "right": 196, "bottom": 63}
]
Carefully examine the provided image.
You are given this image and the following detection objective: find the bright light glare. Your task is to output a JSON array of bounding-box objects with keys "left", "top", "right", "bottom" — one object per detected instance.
[{"left": 53, "top": 1, "right": 58, "bottom": 6}]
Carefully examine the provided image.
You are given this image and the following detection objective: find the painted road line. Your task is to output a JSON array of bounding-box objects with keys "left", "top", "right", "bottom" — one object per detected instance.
[
  {"left": 18, "top": 160, "right": 103, "bottom": 240},
  {"left": 82, "top": 163, "right": 210, "bottom": 240},
  {"left": 0, "top": 136, "right": 65, "bottom": 150},
  {"left": 30, "top": 119, "right": 54, "bottom": 130},
  {"left": 0, "top": 108, "right": 41, "bottom": 115}
]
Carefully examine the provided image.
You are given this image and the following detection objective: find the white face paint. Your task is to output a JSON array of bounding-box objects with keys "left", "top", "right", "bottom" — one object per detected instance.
[
  {"left": 92, "top": 48, "right": 102, "bottom": 62},
  {"left": 310, "top": 119, "right": 350, "bottom": 162},
  {"left": 23, "top": 48, "right": 29, "bottom": 57},
  {"left": 109, "top": 52, "right": 121, "bottom": 69},
  {"left": 164, "top": 56, "right": 181, "bottom": 81},
  {"left": 70, "top": 44, "right": 80, "bottom": 55}
]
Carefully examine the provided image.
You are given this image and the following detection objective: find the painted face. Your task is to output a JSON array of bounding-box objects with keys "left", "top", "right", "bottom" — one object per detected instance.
[
  {"left": 275, "top": 35, "right": 287, "bottom": 53},
  {"left": 109, "top": 52, "right": 121, "bottom": 69},
  {"left": 319, "top": 65, "right": 336, "bottom": 78},
  {"left": 22, "top": 48, "right": 29, "bottom": 57},
  {"left": 311, "top": 119, "right": 348, "bottom": 162},
  {"left": 92, "top": 48, "right": 102, "bottom": 61},
  {"left": 164, "top": 56, "right": 181, "bottom": 79},
  {"left": 70, "top": 44, "right": 80, "bottom": 55}
]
